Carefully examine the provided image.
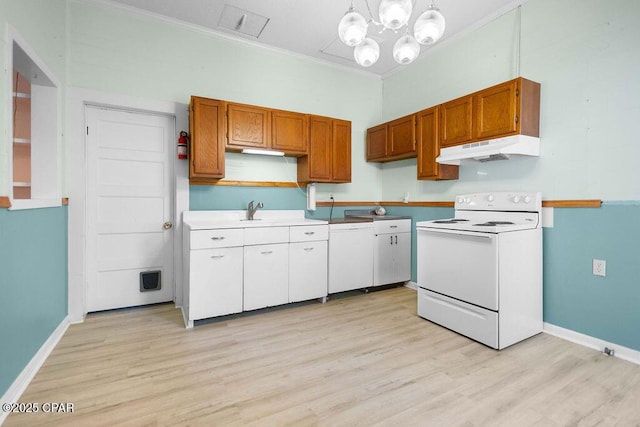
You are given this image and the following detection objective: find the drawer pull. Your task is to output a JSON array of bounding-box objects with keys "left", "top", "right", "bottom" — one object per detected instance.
[
  {"left": 210, "top": 255, "right": 225, "bottom": 259},
  {"left": 390, "top": 225, "right": 398, "bottom": 228},
  {"left": 211, "top": 236, "right": 225, "bottom": 241},
  {"left": 304, "top": 231, "right": 315, "bottom": 235},
  {"left": 304, "top": 247, "right": 315, "bottom": 251},
  {"left": 261, "top": 251, "right": 273, "bottom": 255}
]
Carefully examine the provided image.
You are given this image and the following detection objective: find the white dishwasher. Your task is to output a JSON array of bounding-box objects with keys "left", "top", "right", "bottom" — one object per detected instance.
[{"left": 328, "top": 221, "right": 374, "bottom": 294}]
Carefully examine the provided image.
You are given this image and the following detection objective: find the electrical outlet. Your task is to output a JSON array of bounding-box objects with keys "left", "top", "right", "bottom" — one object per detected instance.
[{"left": 593, "top": 259, "right": 606, "bottom": 277}]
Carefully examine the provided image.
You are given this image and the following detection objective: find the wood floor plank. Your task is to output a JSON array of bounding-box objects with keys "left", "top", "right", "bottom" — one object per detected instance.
[{"left": 5, "top": 287, "right": 640, "bottom": 426}]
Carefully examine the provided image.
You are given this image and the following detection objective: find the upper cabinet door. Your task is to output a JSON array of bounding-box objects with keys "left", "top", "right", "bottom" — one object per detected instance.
[
  {"left": 307, "top": 115, "right": 333, "bottom": 181},
  {"left": 189, "top": 96, "right": 225, "bottom": 180},
  {"left": 440, "top": 95, "right": 474, "bottom": 147},
  {"left": 271, "top": 110, "right": 309, "bottom": 155},
  {"left": 417, "top": 106, "right": 439, "bottom": 179},
  {"left": 332, "top": 119, "right": 352, "bottom": 183},
  {"left": 387, "top": 114, "right": 416, "bottom": 158},
  {"left": 416, "top": 106, "right": 458, "bottom": 181},
  {"left": 366, "top": 124, "right": 387, "bottom": 161},
  {"left": 475, "top": 79, "right": 518, "bottom": 140},
  {"left": 226, "top": 103, "right": 271, "bottom": 150}
]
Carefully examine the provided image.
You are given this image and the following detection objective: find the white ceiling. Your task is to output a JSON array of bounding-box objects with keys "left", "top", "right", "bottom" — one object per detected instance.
[{"left": 107, "top": 0, "right": 526, "bottom": 76}]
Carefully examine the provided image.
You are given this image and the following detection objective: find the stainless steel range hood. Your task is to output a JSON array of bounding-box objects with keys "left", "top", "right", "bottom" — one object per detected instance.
[{"left": 436, "top": 135, "right": 540, "bottom": 165}]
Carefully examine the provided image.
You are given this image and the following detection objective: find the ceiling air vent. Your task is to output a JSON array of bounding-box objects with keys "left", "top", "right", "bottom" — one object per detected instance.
[{"left": 218, "top": 4, "right": 269, "bottom": 38}]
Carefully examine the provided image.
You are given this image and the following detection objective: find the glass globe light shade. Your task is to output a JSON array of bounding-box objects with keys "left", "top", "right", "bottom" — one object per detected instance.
[
  {"left": 354, "top": 38, "right": 380, "bottom": 67},
  {"left": 414, "top": 6, "right": 446, "bottom": 45},
  {"left": 338, "top": 8, "right": 368, "bottom": 47},
  {"left": 393, "top": 34, "right": 420, "bottom": 65},
  {"left": 379, "top": 0, "right": 413, "bottom": 31}
]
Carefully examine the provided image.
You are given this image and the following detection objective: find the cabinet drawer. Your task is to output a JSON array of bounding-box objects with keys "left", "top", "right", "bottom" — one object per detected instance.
[
  {"left": 417, "top": 288, "right": 498, "bottom": 349},
  {"left": 244, "top": 226, "right": 289, "bottom": 245},
  {"left": 190, "top": 228, "right": 244, "bottom": 249},
  {"left": 290, "top": 225, "right": 328, "bottom": 242},
  {"left": 374, "top": 219, "right": 411, "bottom": 234}
]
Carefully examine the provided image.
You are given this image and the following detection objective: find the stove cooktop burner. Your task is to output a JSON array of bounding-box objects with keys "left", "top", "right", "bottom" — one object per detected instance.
[
  {"left": 432, "top": 219, "right": 470, "bottom": 224},
  {"left": 473, "top": 221, "right": 515, "bottom": 226}
]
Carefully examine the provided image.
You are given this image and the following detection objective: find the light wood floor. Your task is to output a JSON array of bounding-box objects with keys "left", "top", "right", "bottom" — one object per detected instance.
[{"left": 6, "top": 287, "right": 640, "bottom": 426}]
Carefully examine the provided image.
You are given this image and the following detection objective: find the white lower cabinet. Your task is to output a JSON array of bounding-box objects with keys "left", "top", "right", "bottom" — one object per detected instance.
[
  {"left": 289, "top": 240, "right": 328, "bottom": 302},
  {"left": 189, "top": 247, "right": 243, "bottom": 320},
  {"left": 243, "top": 243, "right": 289, "bottom": 311},
  {"left": 328, "top": 223, "right": 374, "bottom": 293},
  {"left": 183, "top": 218, "right": 328, "bottom": 327},
  {"left": 373, "top": 219, "right": 411, "bottom": 286}
]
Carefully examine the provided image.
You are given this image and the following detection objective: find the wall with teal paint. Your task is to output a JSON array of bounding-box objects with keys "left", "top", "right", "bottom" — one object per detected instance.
[
  {"left": 190, "top": 186, "right": 308, "bottom": 211},
  {"left": 0, "top": 0, "right": 68, "bottom": 398},
  {"left": 380, "top": 0, "right": 640, "bottom": 202},
  {"left": 543, "top": 204, "right": 640, "bottom": 351},
  {"left": 67, "top": 0, "right": 384, "bottom": 202},
  {"left": 0, "top": 207, "right": 68, "bottom": 395}
]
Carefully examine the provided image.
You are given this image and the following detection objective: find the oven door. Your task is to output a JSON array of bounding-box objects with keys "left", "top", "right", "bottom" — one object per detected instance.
[{"left": 417, "top": 228, "right": 498, "bottom": 311}]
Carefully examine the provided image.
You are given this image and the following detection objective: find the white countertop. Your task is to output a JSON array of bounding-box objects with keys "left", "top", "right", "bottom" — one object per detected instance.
[{"left": 183, "top": 210, "right": 328, "bottom": 230}]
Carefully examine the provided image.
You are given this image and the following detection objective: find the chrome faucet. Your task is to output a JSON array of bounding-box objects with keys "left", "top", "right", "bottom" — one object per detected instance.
[{"left": 246, "top": 200, "right": 263, "bottom": 220}]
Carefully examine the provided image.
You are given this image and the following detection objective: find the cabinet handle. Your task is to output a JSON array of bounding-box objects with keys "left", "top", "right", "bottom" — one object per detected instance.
[
  {"left": 390, "top": 236, "right": 393, "bottom": 245},
  {"left": 261, "top": 250, "right": 273, "bottom": 255},
  {"left": 395, "top": 235, "right": 398, "bottom": 245},
  {"left": 390, "top": 225, "right": 398, "bottom": 228},
  {"left": 211, "top": 236, "right": 225, "bottom": 241},
  {"left": 211, "top": 255, "right": 225, "bottom": 259},
  {"left": 304, "top": 231, "right": 315, "bottom": 235},
  {"left": 515, "top": 115, "right": 519, "bottom": 124},
  {"left": 304, "top": 247, "right": 314, "bottom": 251}
]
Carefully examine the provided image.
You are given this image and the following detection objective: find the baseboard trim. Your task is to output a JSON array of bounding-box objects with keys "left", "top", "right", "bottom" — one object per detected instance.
[
  {"left": 180, "top": 306, "right": 193, "bottom": 329},
  {"left": 543, "top": 322, "right": 640, "bottom": 366},
  {"left": 0, "top": 316, "right": 70, "bottom": 425},
  {"left": 404, "top": 281, "right": 418, "bottom": 290}
]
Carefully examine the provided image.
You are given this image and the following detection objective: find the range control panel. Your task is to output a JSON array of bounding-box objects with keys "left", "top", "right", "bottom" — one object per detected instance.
[{"left": 454, "top": 192, "right": 542, "bottom": 212}]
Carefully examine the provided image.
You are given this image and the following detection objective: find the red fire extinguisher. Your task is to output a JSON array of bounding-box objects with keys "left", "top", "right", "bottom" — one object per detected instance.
[{"left": 178, "top": 131, "right": 188, "bottom": 159}]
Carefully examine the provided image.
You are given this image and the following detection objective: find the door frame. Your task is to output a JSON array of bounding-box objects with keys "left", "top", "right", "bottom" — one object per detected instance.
[{"left": 67, "top": 88, "right": 189, "bottom": 323}]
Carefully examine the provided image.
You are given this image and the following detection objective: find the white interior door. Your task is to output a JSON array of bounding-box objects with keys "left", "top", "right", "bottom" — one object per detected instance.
[{"left": 86, "top": 106, "right": 175, "bottom": 312}]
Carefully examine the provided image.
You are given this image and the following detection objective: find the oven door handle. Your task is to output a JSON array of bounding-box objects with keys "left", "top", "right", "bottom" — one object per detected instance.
[
  {"left": 417, "top": 228, "right": 495, "bottom": 241},
  {"left": 425, "top": 292, "right": 492, "bottom": 320}
]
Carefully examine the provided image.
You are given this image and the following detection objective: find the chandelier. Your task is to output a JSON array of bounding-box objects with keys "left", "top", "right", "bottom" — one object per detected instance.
[{"left": 338, "top": 0, "right": 446, "bottom": 67}]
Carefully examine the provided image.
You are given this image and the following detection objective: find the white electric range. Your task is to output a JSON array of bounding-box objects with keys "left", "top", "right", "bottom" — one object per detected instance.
[{"left": 415, "top": 192, "right": 543, "bottom": 349}]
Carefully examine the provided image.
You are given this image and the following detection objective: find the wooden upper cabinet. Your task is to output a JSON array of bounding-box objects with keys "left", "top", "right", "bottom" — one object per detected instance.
[
  {"left": 475, "top": 78, "right": 540, "bottom": 140},
  {"left": 442, "top": 77, "right": 540, "bottom": 147},
  {"left": 366, "top": 114, "right": 417, "bottom": 162},
  {"left": 475, "top": 79, "right": 518, "bottom": 139},
  {"left": 416, "top": 106, "right": 458, "bottom": 181},
  {"left": 226, "top": 103, "right": 270, "bottom": 150},
  {"left": 366, "top": 124, "right": 387, "bottom": 161},
  {"left": 189, "top": 96, "right": 225, "bottom": 180},
  {"left": 388, "top": 114, "right": 416, "bottom": 158},
  {"left": 298, "top": 115, "right": 351, "bottom": 183},
  {"left": 332, "top": 119, "right": 352, "bottom": 183},
  {"left": 271, "top": 110, "right": 309, "bottom": 155},
  {"left": 440, "top": 95, "right": 474, "bottom": 147},
  {"left": 310, "top": 116, "right": 335, "bottom": 182}
]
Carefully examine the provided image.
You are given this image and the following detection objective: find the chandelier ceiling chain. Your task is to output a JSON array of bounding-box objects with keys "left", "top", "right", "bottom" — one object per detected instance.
[{"left": 338, "top": 0, "right": 446, "bottom": 68}]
